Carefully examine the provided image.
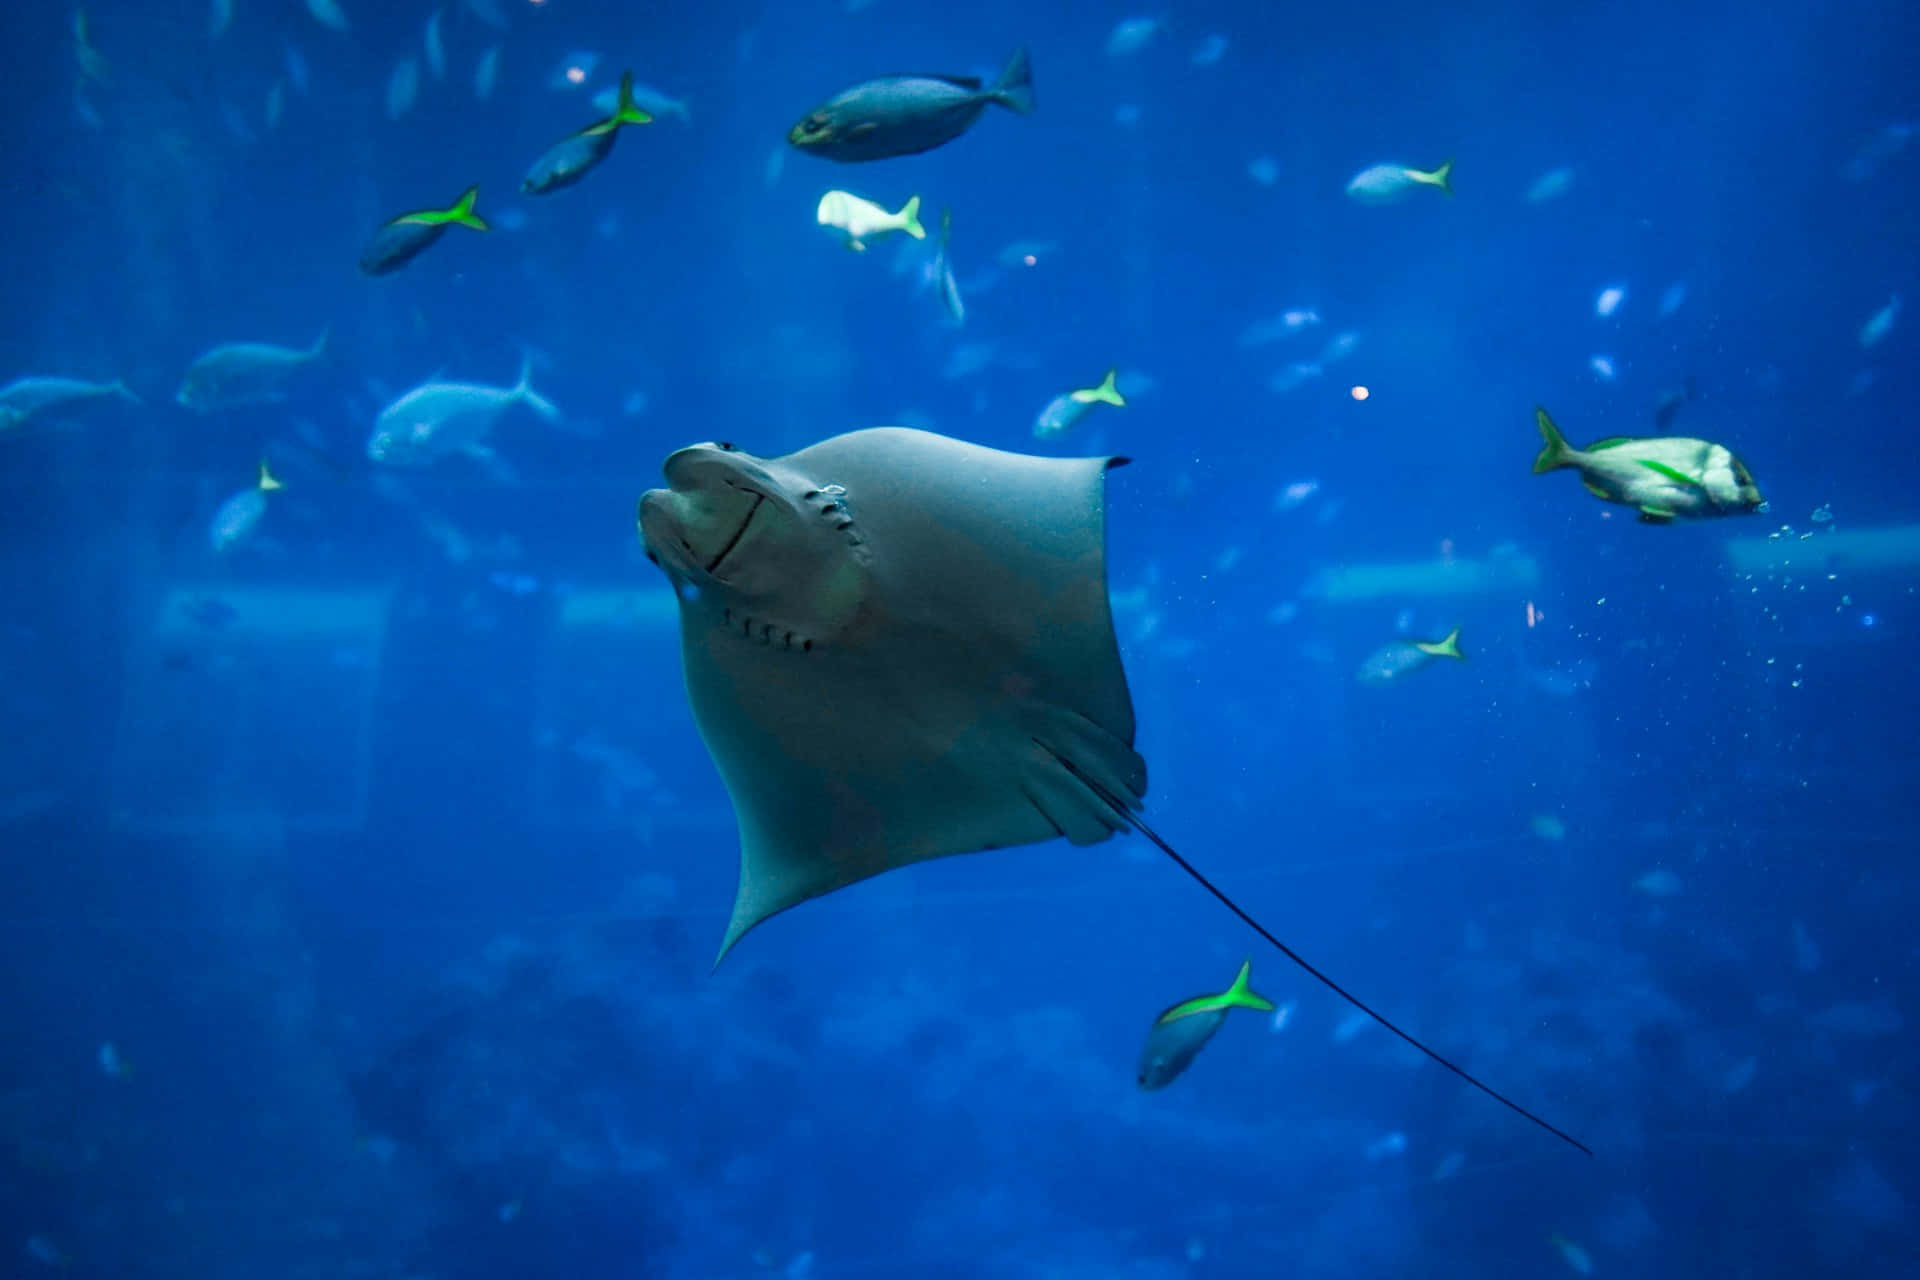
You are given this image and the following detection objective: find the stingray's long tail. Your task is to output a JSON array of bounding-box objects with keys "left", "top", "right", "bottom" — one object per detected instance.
[{"left": 1044, "top": 745, "right": 1592, "bottom": 1156}]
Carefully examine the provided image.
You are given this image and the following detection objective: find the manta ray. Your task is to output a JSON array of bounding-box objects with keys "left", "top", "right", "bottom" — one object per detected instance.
[{"left": 637, "top": 427, "right": 1586, "bottom": 1153}]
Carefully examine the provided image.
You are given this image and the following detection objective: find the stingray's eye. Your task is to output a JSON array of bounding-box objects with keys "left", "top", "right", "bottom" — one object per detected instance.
[
  {"left": 802, "top": 112, "right": 830, "bottom": 135},
  {"left": 715, "top": 441, "right": 737, "bottom": 452}
]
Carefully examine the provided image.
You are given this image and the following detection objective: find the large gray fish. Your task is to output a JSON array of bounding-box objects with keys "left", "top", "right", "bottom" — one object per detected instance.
[
  {"left": 787, "top": 47, "right": 1034, "bottom": 163},
  {"left": 0, "top": 375, "right": 139, "bottom": 432},
  {"left": 177, "top": 331, "right": 328, "bottom": 412},
  {"left": 1137, "top": 960, "right": 1274, "bottom": 1090},
  {"left": 1531, "top": 406, "right": 1765, "bottom": 524}
]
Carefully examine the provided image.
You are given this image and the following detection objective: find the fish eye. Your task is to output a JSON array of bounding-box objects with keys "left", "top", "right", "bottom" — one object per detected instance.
[
  {"left": 802, "top": 113, "right": 829, "bottom": 134},
  {"left": 716, "top": 441, "right": 737, "bottom": 452}
]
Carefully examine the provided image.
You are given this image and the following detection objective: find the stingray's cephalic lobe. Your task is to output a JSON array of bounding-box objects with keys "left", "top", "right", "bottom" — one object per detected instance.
[{"left": 638, "top": 427, "right": 1590, "bottom": 1155}]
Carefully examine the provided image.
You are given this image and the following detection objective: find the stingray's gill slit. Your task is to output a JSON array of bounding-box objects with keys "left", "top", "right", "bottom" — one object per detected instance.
[{"left": 1039, "top": 741, "right": 1593, "bottom": 1157}]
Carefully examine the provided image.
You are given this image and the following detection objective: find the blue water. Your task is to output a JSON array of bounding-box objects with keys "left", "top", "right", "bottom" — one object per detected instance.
[{"left": 2, "top": 1, "right": 1915, "bottom": 1275}]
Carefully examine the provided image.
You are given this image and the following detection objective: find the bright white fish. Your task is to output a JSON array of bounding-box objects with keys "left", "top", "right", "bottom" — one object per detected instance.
[
  {"left": 1589, "top": 354, "right": 1617, "bottom": 380},
  {"left": 386, "top": 58, "right": 420, "bottom": 120},
  {"left": 1526, "top": 165, "right": 1574, "bottom": 203},
  {"left": 1859, "top": 294, "right": 1901, "bottom": 347},
  {"left": 1346, "top": 159, "right": 1453, "bottom": 204},
  {"left": 1106, "top": 17, "right": 1163, "bottom": 56},
  {"left": 209, "top": 461, "right": 282, "bottom": 552},
  {"left": 305, "top": 0, "right": 348, "bottom": 33},
  {"left": 368, "top": 359, "right": 559, "bottom": 470},
  {"left": 209, "top": 0, "right": 234, "bottom": 41},
  {"left": 424, "top": 9, "right": 446, "bottom": 81},
  {"left": 1595, "top": 284, "right": 1627, "bottom": 317},
  {"left": 593, "top": 79, "right": 690, "bottom": 122},
  {"left": 816, "top": 191, "right": 924, "bottom": 251},
  {"left": 1191, "top": 34, "right": 1229, "bottom": 66},
  {"left": 474, "top": 46, "right": 501, "bottom": 101}
]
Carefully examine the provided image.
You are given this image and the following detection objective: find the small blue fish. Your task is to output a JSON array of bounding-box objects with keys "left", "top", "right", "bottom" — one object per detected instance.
[
  {"left": 1345, "top": 158, "right": 1454, "bottom": 204},
  {"left": 522, "top": 72, "right": 653, "bottom": 195},
  {"left": 1138, "top": 960, "right": 1275, "bottom": 1090},
  {"left": 359, "top": 186, "right": 488, "bottom": 276},
  {"left": 209, "top": 461, "right": 282, "bottom": 552}
]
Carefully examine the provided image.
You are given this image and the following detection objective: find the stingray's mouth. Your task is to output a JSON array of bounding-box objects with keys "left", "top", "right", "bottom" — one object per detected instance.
[{"left": 706, "top": 491, "right": 764, "bottom": 577}]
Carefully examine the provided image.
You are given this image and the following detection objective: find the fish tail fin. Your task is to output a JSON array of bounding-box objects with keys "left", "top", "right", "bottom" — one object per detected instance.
[
  {"left": 513, "top": 356, "right": 561, "bottom": 422},
  {"left": 1422, "top": 158, "right": 1455, "bottom": 195},
  {"left": 1223, "top": 959, "right": 1276, "bottom": 1013},
  {"left": 1415, "top": 627, "right": 1465, "bottom": 660},
  {"left": 990, "top": 46, "right": 1035, "bottom": 115},
  {"left": 450, "top": 185, "right": 488, "bottom": 231},
  {"left": 1532, "top": 406, "right": 1577, "bottom": 473},
  {"left": 257, "top": 460, "right": 283, "bottom": 492},
  {"left": 109, "top": 379, "right": 144, "bottom": 406},
  {"left": 1091, "top": 368, "right": 1125, "bottom": 406},
  {"left": 899, "top": 194, "right": 926, "bottom": 240},
  {"left": 612, "top": 71, "right": 653, "bottom": 126},
  {"left": 310, "top": 326, "right": 331, "bottom": 358}
]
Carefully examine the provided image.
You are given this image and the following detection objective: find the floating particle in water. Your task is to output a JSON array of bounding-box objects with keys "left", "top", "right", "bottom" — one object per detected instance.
[{"left": 1811, "top": 504, "right": 1833, "bottom": 524}]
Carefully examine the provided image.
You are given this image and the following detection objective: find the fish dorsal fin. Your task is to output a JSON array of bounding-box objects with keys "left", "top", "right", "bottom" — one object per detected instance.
[{"left": 1585, "top": 436, "right": 1635, "bottom": 450}]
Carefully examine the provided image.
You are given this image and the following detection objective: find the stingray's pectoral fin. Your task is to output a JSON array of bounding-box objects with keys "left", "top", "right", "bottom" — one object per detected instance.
[{"left": 1022, "top": 704, "right": 1147, "bottom": 844}]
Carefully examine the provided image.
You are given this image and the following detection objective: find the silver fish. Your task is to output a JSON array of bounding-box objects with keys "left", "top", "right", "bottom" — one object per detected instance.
[
  {"left": 0, "top": 375, "right": 140, "bottom": 432},
  {"left": 176, "top": 330, "right": 327, "bottom": 412}
]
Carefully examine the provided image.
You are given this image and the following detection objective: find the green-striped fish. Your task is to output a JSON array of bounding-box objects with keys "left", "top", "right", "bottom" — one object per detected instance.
[
  {"left": 1531, "top": 406, "right": 1765, "bottom": 523},
  {"left": 1137, "top": 960, "right": 1275, "bottom": 1090}
]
